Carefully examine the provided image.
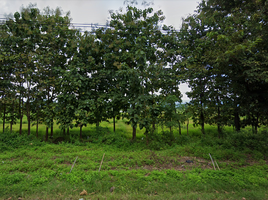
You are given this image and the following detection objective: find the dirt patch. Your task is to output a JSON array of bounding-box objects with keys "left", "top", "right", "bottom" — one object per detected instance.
[
  {"left": 245, "top": 154, "right": 261, "bottom": 165},
  {"left": 62, "top": 161, "right": 72, "bottom": 165},
  {"left": 129, "top": 156, "right": 215, "bottom": 171}
]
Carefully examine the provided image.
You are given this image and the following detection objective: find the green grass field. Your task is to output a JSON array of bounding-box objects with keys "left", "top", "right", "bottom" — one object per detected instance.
[{"left": 0, "top": 119, "right": 268, "bottom": 199}]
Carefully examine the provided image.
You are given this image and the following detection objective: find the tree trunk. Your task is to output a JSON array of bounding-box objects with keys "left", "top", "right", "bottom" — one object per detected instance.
[
  {"left": 200, "top": 80, "right": 205, "bottom": 135},
  {"left": 217, "top": 96, "right": 222, "bottom": 138},
  {"left": 10, "top": 116, "right": 12, "bottom": 132},
  {"left": 63, "top": 128, "right": 65, "bottom": 135},
  {"left": 178, "top": 122, "right": 181, "bottom": 135},
  {"left": 46, "top": 87, "right": 50, "bottom": 139},
  {"left": 255, "top": 113, "right": 259, "bottom": 134},
  {"left": 19, "top": 114, "right": 23, "bottom": 135},
  {"left": 132, "top": 103, "right": 137, "bottom": 141},
  {"left": 170, "top": 105, "right": 174, "bottom": 137},
  {"left": 234, "top": 111, "right": 240, "bottom": 132},
  {"left": 187, "top": 119, "right": 189, "bottom": 136},
  {"left": 36, "top": 118, "right": 39, "bottom": 138},
  {"left": 45, "top": 127, "right": 49, "bottom": 141},
  {"left": 200, "top": 111, "right": 205, "bottom": 135},
  {"left": 51, "top": 121, "right": 53, "bottom": 137},
  {"left": 10, "top": 100, "right": 14, "bottom": 132},
  {"left": 19, "top": 97, "right": 23, "bottom": 135},
  {"left": 2, "top": 104, "right": 6, "bottom": 133},
  {"left": 144, "top": 129, "right": 149, "bottom": 145},
  {"left": 96, "top": 121, "right": 99, "bottom": 127},
  {"left": 255, "top": 124, "right": 258, "bottom": 134},
  {"left": 80, "top": 125, "right": 82, "bottom": 139},
  {"left": 27, "top": 99, "right": 31, "bottom": 136},
  {"left": 152, "top": 122, "right": 156, "bottom": 134},
  {"left": 36, "top": 99, "right": 39, "bottom": 138},
  {"left": 132, "top": 126, "right": 136, "bottom": 141},
  {"left": 113, "top": 116, "right": 115, "bottom": 132},
  {"left": 251, "top": 114, "right": 255, "bottom": 134}
]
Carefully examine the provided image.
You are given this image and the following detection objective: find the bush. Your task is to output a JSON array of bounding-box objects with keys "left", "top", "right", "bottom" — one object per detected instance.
[
  {"left": 145, "top": 131, "right": 175, "bottom": 150},
  {"left": 148, "top": 140, "right": 164, "bottom": 150},
  {"left": 175, "top": 134, "right": 191, "bottom": 146},
  {"left": 226, "top": 130, "right": 268, "bottom": 154},
  {"left": 0, "top": 132, "right": 44, "bottom": 150},
  {"left": 87, "top": 127, "right": 110, "bottom": 142}
]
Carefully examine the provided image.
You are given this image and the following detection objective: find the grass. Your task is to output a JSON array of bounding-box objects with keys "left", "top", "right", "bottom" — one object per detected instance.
[
  {"left": 1, "top": 142, "right": 268, "bottom": 200},
  {"left": 0, "top": 119, "right": 268, "bottom": 199}
]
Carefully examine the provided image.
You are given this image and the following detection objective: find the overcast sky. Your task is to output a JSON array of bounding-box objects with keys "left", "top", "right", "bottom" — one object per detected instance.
[{"left": 0, "top": 0, "right": 200, "bottom": 102}]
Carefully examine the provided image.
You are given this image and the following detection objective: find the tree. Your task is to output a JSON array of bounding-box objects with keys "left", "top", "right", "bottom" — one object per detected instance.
[
  {"left": 203, "top": 0, "right": 268, "bottom": 132},
  {"left": 178, "top": 13, "right": 213, "bottom": 135},
  {"left": 36, "top": 7, "right": 77, "bottom": 140},
  {"left": 57, "top": 30, "right": 107, "bottom": 139},
  {"left": 2, "top": 5, "right": 42, "bottom": 135},
  {"left": 0, "top": 22, "right": 16, "bottom": 133},
  {"left": 95, "top": 26, "right": 129, "bottom": 133},
  {"left": 98, "top": 2, "right": 179, "bottom": 140},
  {"left": 178, "top": 0, "right": 268, "bottom": 135},
  {"left": 2, "top": 5, "right": 78, "bottom": 139}
]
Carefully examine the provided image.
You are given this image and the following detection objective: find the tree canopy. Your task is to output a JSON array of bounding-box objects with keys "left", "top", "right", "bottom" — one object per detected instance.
[{"left": 1, "top": 0, "right": 267, "bottom": 141}]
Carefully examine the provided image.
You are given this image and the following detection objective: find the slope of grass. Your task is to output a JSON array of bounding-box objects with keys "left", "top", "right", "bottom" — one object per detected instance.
[
  {"left": 0, "top": 140, "right": 268, "bottom": 200},
  {"left": 0, "top": 119, "right": 268, "bottom": 199}
]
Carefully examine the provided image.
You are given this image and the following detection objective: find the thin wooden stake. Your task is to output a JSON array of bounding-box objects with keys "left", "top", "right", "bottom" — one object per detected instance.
[
  {"left": 99, "top": 153, "right": 105, "bottom": 172},
  {"left": 70, "top": 156, "right": 78, "bottom": 173},
  {"left": 215, "top": 159, "right": 220, "bottom": 170},
  {"left": 209, "top": 153, "right": 216, "bottom": 170}
]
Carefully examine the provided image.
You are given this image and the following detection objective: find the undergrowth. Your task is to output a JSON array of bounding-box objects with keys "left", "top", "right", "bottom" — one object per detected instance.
[
  {"left": 0, "top": 126, "right": 268, "bottom": 199},
  {"left": 1, "top": 127, "right": 267, "bottom": 161}
]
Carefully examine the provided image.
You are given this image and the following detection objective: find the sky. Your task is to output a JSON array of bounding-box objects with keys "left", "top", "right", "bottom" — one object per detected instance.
[{"left": 0, "top": 0, "right": 200, "bottom": 102}]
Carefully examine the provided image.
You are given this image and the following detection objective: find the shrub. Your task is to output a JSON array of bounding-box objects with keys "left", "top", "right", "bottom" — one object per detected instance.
[
  {"left": 226, "top": 130, "right": 268, "bottom": 154},
  {"left": 175, "top": 134, "right": 191, "bottom": 146},
  {"left": 0, "top": 132, "right": 44, "bottom": 150}
]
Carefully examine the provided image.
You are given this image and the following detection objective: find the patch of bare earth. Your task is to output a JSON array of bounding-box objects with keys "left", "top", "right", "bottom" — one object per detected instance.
[{"left": 130, "top": 156, "right": 215, "bottom": 171}]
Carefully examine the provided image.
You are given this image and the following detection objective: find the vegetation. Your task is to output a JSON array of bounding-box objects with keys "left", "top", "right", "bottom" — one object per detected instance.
[
  {"left": 178, "top": 0, "right": 268, "bottom": 136},
  {"left": 1, "top": 0, "right": 268, "bottom": 199},
  {"left": 0, "top": 121, "right": 268, "bottom": 199},
  {"left": 1, "top": 0, "right": 268, "bottom": 140}
]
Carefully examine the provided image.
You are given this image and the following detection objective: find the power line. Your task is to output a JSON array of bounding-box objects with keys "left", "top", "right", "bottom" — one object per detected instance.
[
  {"left": 0, "top": 20, "right": 180, "bottom": 35},
  {"left": 0, "top": 16, "right": 180, "bottom": 32}
]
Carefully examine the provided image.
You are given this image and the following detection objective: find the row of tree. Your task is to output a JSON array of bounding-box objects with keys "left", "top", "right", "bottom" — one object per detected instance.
[
  {"left": 0, "top": 3, "right": 184, "bottom": 142},
  {"left": 1, "top": 0, "right": 267, "bottom": 141}
]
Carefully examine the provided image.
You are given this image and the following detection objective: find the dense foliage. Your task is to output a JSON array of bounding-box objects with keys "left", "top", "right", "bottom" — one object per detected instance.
[
  {"left": 178, "top": 0, "right": 268, "bottom": 136},
  {"left": 1, "top": 0, "right": 268, "bottom": 142}
]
